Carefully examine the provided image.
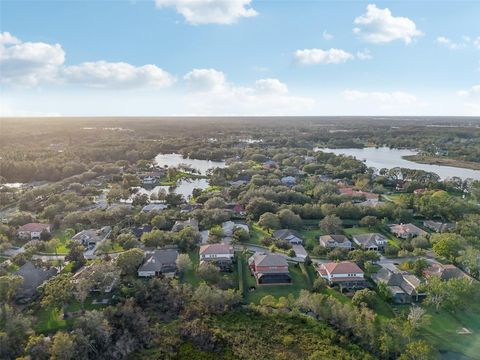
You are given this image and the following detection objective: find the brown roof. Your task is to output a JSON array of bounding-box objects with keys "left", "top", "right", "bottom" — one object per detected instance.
[
  {"left": 18, "top": 223, "right": 50, "bottom": 232},
  {"left": 199, "top": 243, "right": 234, "bottom": 255},
  {"left": 321, "top": 261, "right": 363, "bottom": 275}
]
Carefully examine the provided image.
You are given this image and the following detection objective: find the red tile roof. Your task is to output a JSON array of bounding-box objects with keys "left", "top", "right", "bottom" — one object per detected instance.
[
  {"left": 18, "top": 223, "right": 50, "bottom": 233},
  {"left": 321, "top": 261, "right": 363, "bottom": 275}
]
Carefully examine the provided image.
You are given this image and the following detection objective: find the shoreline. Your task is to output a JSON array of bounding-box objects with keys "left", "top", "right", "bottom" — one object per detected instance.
[{"left": 402, "top": 155, "right": 480, "bottom": 171}]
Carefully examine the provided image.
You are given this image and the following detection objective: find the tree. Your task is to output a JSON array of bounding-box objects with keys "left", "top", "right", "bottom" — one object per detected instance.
[
  {"left": 197, "top": 262, "right": 221, "bottom": 284},
  {"left": 359, "top": 216, "right": 379, "bottom": 229},
  {"left": 348, "top": 249, "right": 380, "bottom": 268},
  {"left": 151, "top": 214, "right": 170, "bottom": 230},
  {"left": 204, "top": 197, "right": 226, "bottom": 210},
  {"left": 457, "top": 247, "right": 480, "bottom": 278},
  {"left": 432, "top": 233, "right": 466, "bottom": 262},
  {"left": 312, "top": 277, "right": 328, "bottom": 292},
  {"left": 258, "top": 212, "right": 281, "bottom": 231},
  {"left": 319, "top": 215, "right": 342, "bottom": 234},
  {"left": 176, "top": 253, "right": 193, "bottom": 274},
  {"left": 352, "top": 289, "right": 376, "bottom": 308},
  {"left": 278, "top": 209, "right": 303, "bottom": 230},
  {"left": 25, "top": 335, "right": 51, "bottom": 360},
  {"left": 50, "top": 332, "right": 76, "bottom": 360},
  {"left": 398, "top": 340, "right": 435, "bottom": 360},
  {"left": 0, "top": 275, "right": 23, "bottom": 311},
  {"left": 193, "top": 283, "right": 241, "bottom": 313},
  {"left": 65, "top": 242, "right": 86, "bottom": 266},
  {"left": 41, "top": 273, "right": 74, "bottom": 310},
  {"left": 116, "top": 248, "right": 144, "bottom": 276},
  {"left": 246, "top": 197, "right": 277, "bottom": 221},
  {"left": 233, "top": 228, "right": 250, "bottom": 243}
]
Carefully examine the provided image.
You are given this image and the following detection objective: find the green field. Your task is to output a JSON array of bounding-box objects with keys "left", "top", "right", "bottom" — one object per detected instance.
[{"left": 420, "top": 303, "right": 480, "bottom": 359}]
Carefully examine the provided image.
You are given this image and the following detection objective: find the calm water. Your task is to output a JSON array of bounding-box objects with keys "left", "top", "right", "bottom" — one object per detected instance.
[
  {"left": 154, "top": 153, "right": 226, "bottom": 175},
  {"left": 134, "top": 178, "right": 210, "bottom": 200},
  {"left": 315, "top": 147, "right": 480, "bottom": 180},
  {"left": 131, "top": 153, "right": 227, "bottom": 200}
]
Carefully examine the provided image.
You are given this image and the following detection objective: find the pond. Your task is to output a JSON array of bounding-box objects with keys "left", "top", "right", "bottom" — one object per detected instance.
[
  {"left": 130, "top": 153, "right": 227, "bottom": 200},
  {"left": 133, "top": 178, "right": 210, "bottom": 200},
  {"left": 315, "top": 147, "right": 480, "bottom": 180},
  {"left": 154, "top": 153, "right": 226, "bottom": 175}
]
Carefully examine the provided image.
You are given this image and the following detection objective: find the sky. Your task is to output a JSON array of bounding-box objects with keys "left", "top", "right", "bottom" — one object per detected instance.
[{"left": 1, "top": 0, "right": 479, "bottom": 116}]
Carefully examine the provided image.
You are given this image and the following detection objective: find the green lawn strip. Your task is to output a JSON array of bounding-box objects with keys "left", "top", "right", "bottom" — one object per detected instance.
[
  {"left": 299, "top": 263, "right": 313, "bottom": 290},
  {"left": 342, "top": 227, "right": 371, "bottom": 237},
  {"left": 298, "top": 228, "right": 325, "bottom": 251},
  {"left": 420, "top": 303, "right": 480, "bottom": 359},
  {"left": 181, "top": 250, "right": 201, "bottom": 287},
  {"left": 34, "top": 307, "right": 69, "bottom": 333},
  {"left": 249, "top": 223, "right": 270, "bottom": 246}
]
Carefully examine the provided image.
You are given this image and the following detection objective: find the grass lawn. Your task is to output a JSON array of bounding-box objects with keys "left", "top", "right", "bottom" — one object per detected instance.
[
  {"left": 34, "top": 307, "right": 70, "bottom": 333},
  {"left": 241, "top": 253, "right": 310, "bottom": 304},
  {"left": 298, "top": 228, "right": 326, "bottom": 251},
  {"left": 249, "top": 223, "right": 270, "bottom": 246},
  {"left": 180, "top": 249, "right": 239, "bottom": 290},
  {"left": 44, "top": 230, "right": 72, "bottom": 254},
  {"left": 420, "top": 303, "right": 480, "bottom": 359},
  {"left": 343, "top": 227, "right": 371, "bottom": 237}
]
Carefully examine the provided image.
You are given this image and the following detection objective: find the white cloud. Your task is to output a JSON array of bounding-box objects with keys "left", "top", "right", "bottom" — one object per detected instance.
[
  {"left": 353, "top": 4, "right": 422, "bottom": 44},
  {"left": 0, "top": 32, "right": 20, "bottom": 45},
  {"left": 0, "top": 32, "right": 174, "bottom": 89},
  {"left": 474, "top": 37, "right": 480, "bottom": 49},
  {"left": 457, "top": 85, "right": 480, "bottom": 115},
  {"left": 343, "top": 89, "right": 418, "bottom": 105},
  {"left": 183, "top": 68, "right": 226, "bottom": 92},
  {"left": 436, "top": 35, "right": 480, "bottom": 50},
  {"left": 0, "top": 32, "right": 65, "bottom": 86},
  {"left": 356, "top": 49, "right": 372, "bottom": 60},
  {"left": 457, "top": 84, "right": 480, "bottom": 98},
  {"left": 322, "top": 30, "right": 333, "bottom": 41},
  {"left": 183, "top": 68, "right": 314, "bottom": 115},
  {"left": 154, "top": 0, "right": 257, "bottom": 25},
  {"left": 294, "top": 48, "right": 354, "bottom": 65},
  {"left": 62, "top": 61, "right": 175, "bottom": 89},
  {"left": 254, "top": 78, "right": 288, "bottom": 94}
]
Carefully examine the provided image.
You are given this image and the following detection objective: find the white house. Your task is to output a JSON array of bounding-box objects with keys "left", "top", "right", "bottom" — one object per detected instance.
[
  {"left": 317, "top": 261, "right": 367, "bottom": 289},
  {"left": 17, "top": 223, "right": 51, "bottom": 240}
]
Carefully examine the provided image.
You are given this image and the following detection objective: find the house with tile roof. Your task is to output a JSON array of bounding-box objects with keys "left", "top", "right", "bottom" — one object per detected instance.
[
  {"left": 248, "top": 253, "right": 291, "bottom": 285},
  {"left": 316, "top": 261, "right": 368, "bottom": 289}
]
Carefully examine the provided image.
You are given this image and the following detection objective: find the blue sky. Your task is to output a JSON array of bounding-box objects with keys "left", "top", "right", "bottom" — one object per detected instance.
[{"left": 1, "top": 0, "right": 479, "bottom": 116}]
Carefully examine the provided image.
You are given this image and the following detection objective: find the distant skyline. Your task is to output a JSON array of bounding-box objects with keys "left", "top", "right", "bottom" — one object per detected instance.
[{"left": 1, "top": 0, "right": 479, "bottom": 116}]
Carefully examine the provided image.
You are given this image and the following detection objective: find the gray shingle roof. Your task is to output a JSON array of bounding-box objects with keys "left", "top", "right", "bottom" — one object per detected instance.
[{"left": 138, "top": 249, "right": 178, "bottom": 272}]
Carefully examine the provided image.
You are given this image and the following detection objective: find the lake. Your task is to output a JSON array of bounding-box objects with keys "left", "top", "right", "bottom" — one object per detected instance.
[
  {"left": 315, "top": 147, "right": 480, "bottom": 180},
  {"left": 132, "top": 153, "right": 227, "bottom": 200},
  {"left": 154, "top": 153, "right": 226, "bottom": 175}
]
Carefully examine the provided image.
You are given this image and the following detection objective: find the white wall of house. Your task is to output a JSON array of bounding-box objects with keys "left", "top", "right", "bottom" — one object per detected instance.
[
  {"left": 138, "top": 270, "right": 155, "bottom": 277},
  {"left": 200, "top": 253, "right": 234, "bottom": 260}
]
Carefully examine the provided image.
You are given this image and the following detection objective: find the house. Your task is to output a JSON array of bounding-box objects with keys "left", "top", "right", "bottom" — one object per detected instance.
[
  {"left": 316, "top": 261, "right": 368, "bottom": 290},
  {"left": 142, "top": 176, "right": 156, "bottom": 186},
  {"left": 319, "top": 235, "right": 352, "bottom": 250},
  {"left": 137, "top": 249, "right": 178, "bottom": 277},
  {"left": 262, "top": 160, "right": 278, "bottom": 169},
  {"left": 229, "top": 180, "right": 248, "bottom": 187},
  {"left": 273, "top": 229, "right": 303, "bottom": 245},
  {"left": 199, "top": 243, "right": 235, "bottom": 271},
  {"left": 141, "top": 204, "right": 168, "bottom": 213},
  {"left": 232, "top": 203, "right": 246, "bottom": 216},
  {"left": 356, "top": 199, "right": 385, "bottom": 208},
  {"left": 352, "top": 233, "right": 387, "bottom": 252},
  {"left": 222, "top": 221, "right": 249, "bottom": 238},
  {"left": 172, "top": 218, "right": 199, "bottom": 232},
  {"left": 414, "top": 188, "right": 428, "bottom": 195},
  {"left": 17, "top": 223, "right": 51, "bottom": 240},
  {"left": 131, "top": 225, "right": 152, "bottom": 239},
  {"left": 14, "top": 262, "right": 57, "bottom": 303},
  {"left": 423, "top": 220, "right": 456, "bottom": 233},
  {"left": 180, "top": 204, "right": 200, "bottom": 213},
  {"left": 72, "top": 226, "right": 111, "bottom": 247},
  {"left": 372, "top": 264, "right": 425, "bottom": 304},
  {"left": 73, "top": 263, "right": 120, "bottom": 293},
  {"left": 390, "top": 223, "right": 427, "bottom": 239},
  {"left": 423, "top": 263, "right": 471, "bottom": 281},
  {"left": 338, "top": 187, "right": 378, "bottom": 201},
  {"left": 248, "top": 253, "right": 291, "bottom": 285},
  {"left": 292, "top": 244, "right": 308, "bottom": 260},
  {"left": 281, "top": 176, "right": 296, "bottom": 186}
]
